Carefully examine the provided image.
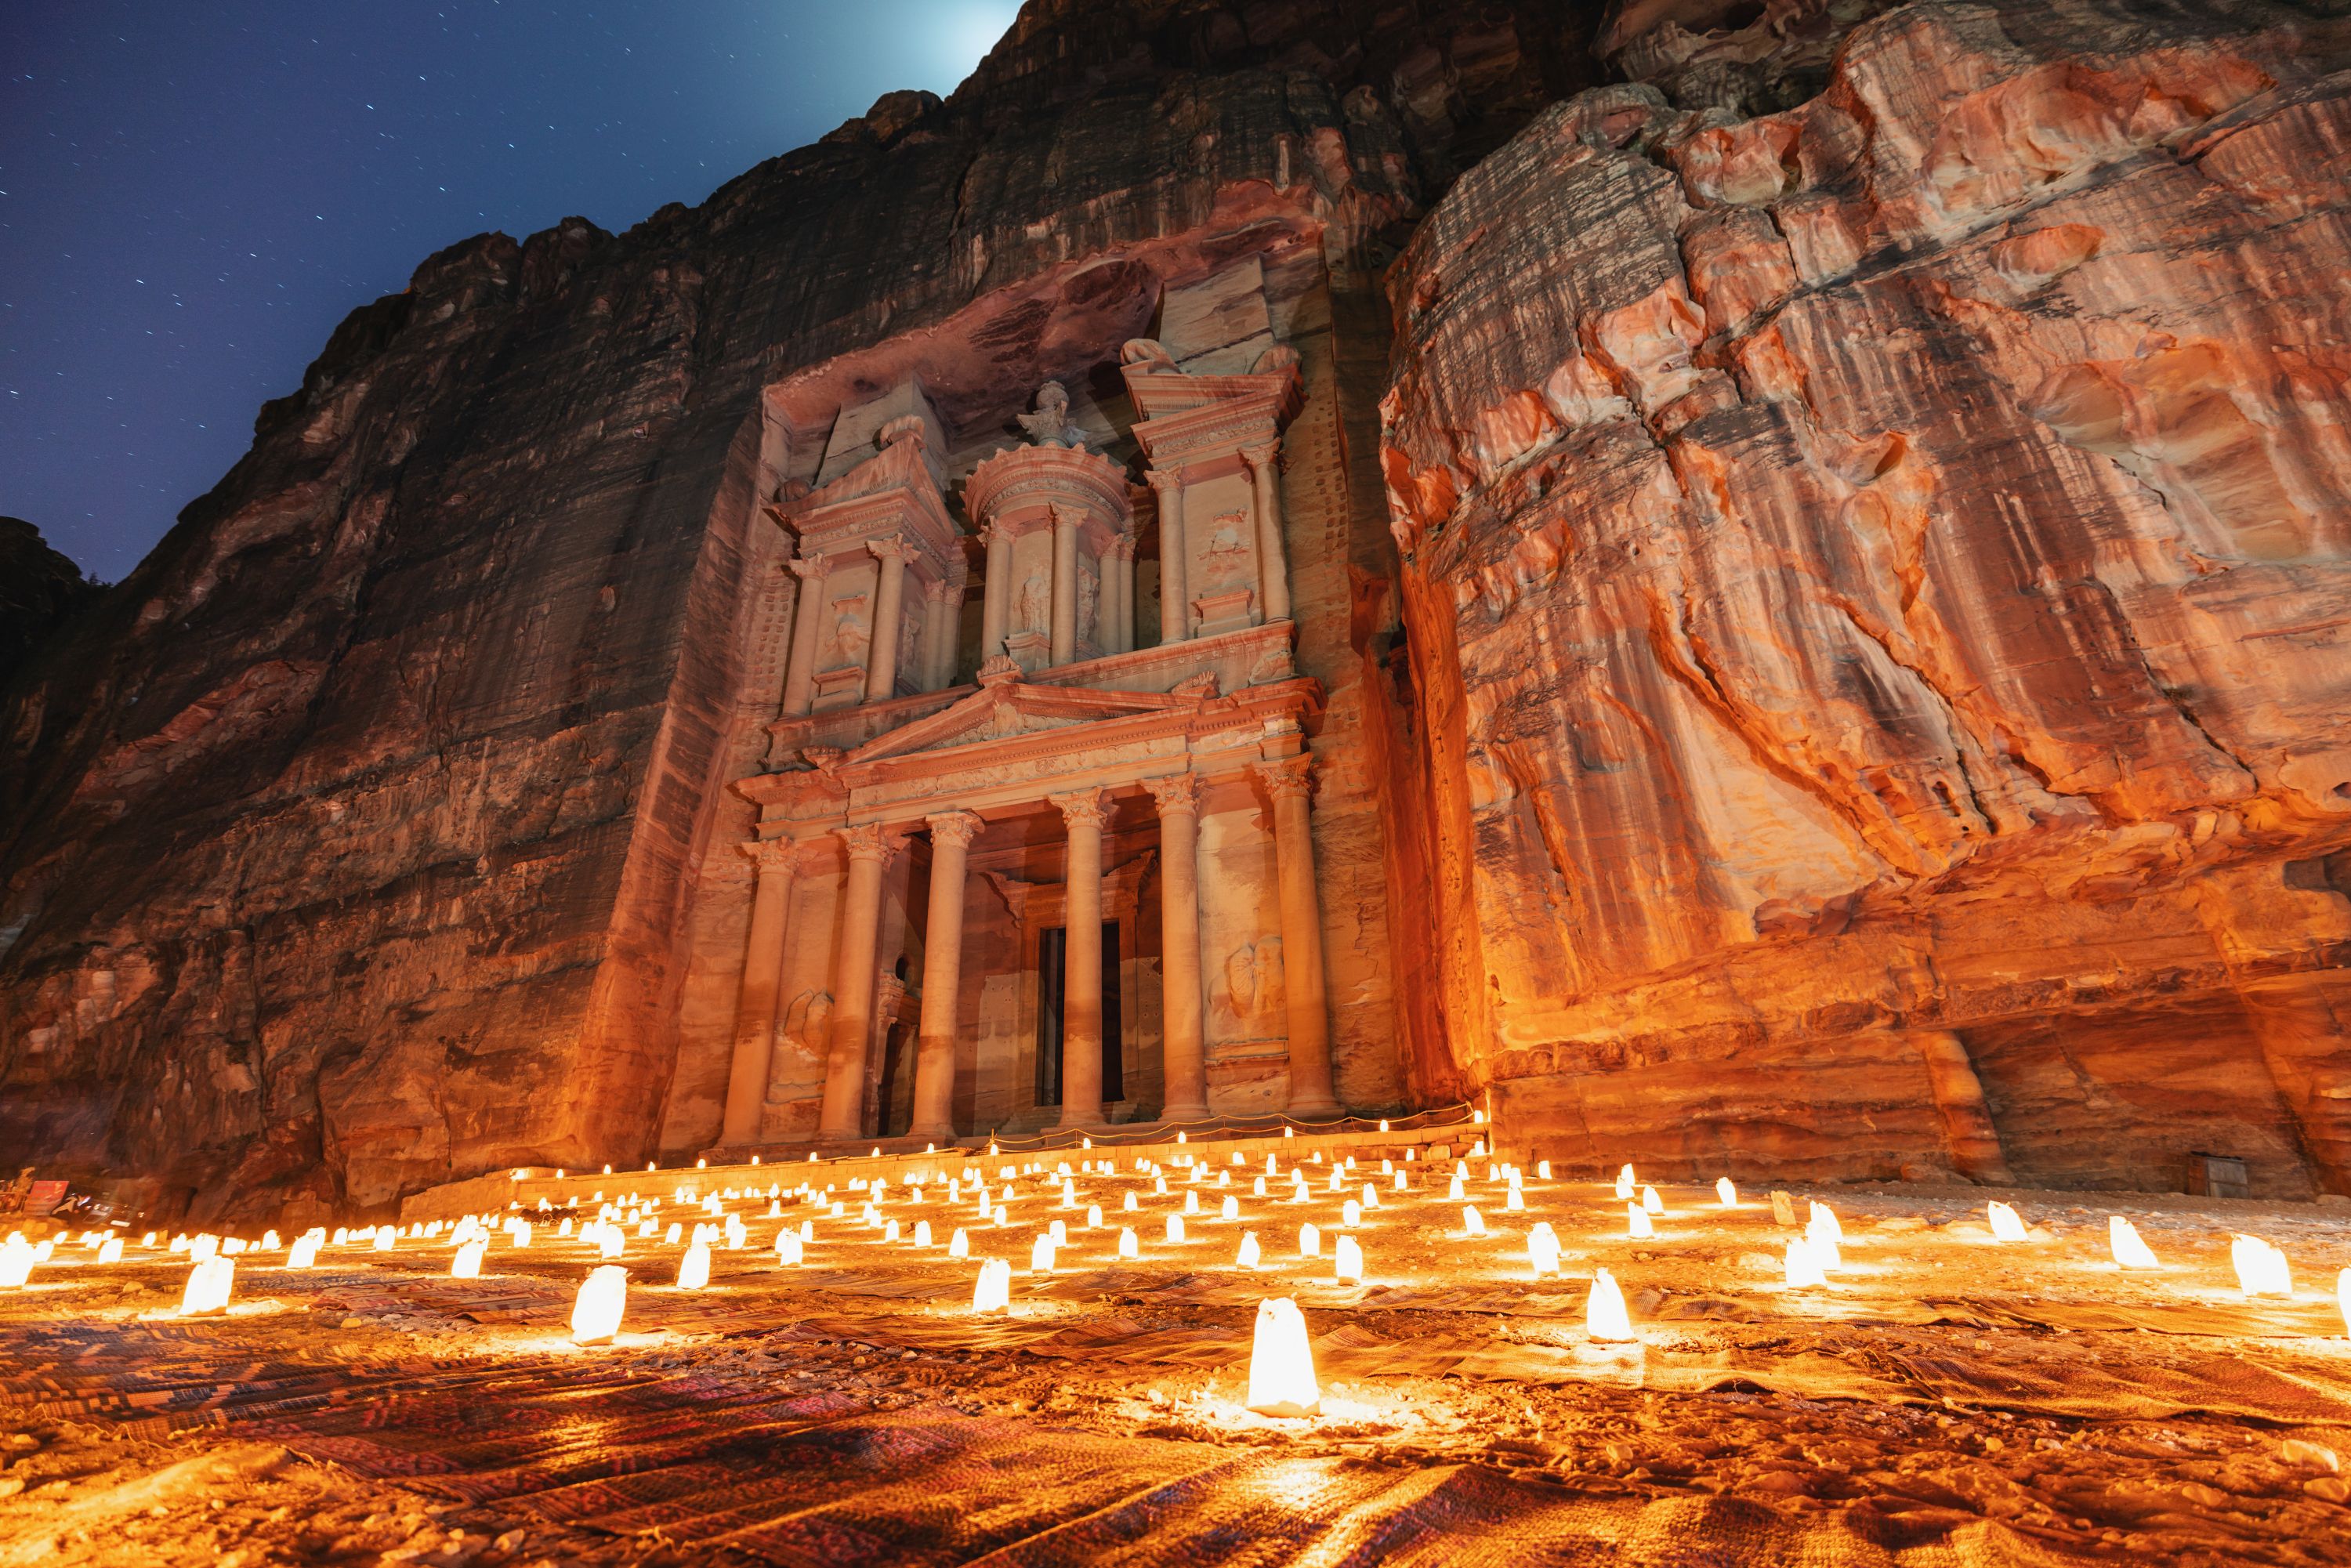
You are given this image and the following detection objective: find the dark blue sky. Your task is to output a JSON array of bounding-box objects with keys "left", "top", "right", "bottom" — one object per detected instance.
[{"left": 2, "top": 1, "right": 1021, "bottom": 579}]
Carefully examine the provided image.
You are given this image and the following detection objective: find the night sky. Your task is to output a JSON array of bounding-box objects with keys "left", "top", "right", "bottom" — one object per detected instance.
[{"left": 2, "top": 1, "right": 1023, "bottom": 581}]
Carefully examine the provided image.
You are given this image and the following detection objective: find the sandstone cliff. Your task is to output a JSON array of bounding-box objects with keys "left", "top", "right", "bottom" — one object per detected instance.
[
  {"left": 1379, "top": 0, "right": 2351, "bottom": 1195},
  {"left": 0, "top": 0, "right": 1573, "bottom": 1221},
  {"left": 0, "top": 520, "right": 97, "bottom": 691}
]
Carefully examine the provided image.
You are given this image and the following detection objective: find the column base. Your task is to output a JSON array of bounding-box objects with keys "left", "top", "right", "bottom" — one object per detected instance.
[
  {"left": 1284, "top": 1096, "right": 1344, "bottom": 1119},
  {"left": 907, "top": 1121, "right": 957, "bottom": 1143},
  {"left": 1160, "top": 1102, "right": 1212, "bottom": 1122},
  {"left": 1053, "top": 1109, "right": 1107, "bottom": 1131}
]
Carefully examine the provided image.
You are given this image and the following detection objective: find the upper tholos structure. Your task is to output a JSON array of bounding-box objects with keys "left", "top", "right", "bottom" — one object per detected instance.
[{"left": 3, "top": 0, "right": 2350, "bottom": 1226}]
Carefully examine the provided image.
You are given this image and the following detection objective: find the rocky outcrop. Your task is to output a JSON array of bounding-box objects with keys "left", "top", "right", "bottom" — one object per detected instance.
[
  {"left": 0, "top": 520, "right": 97, "bottom": 691},
  {"left": 1379, "top": 0, "right": 2351, "bottom": 1194},
  {"left": 0, "top": 0, "right": 1577, "bottom": 1222}
]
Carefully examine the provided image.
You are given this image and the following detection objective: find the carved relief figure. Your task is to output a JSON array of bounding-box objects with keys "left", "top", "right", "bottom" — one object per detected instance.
[
  {"left": 1077, "top": 565, "right": 1098, "bottom": 645},
  {"left": 826, "top": 598, "right": 870, "bottom": 671},
  {"left": 1210, "top": 938, "right": 1284, "bottom": 1037},
  {"left": 781, "top": 990, "right": 835, "bottom": 1066},
  {"left": 1201, "top": 510, "right": 1252, "bottom": 588},
  {"left": 1016, "top": 566, "right": 1051, "bottom": 634}
]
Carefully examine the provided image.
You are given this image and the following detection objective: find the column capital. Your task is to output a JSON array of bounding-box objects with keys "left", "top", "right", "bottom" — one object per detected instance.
[
  {"left": 788, "top": 556, "right": 826, "bottom": 581},
  {"left": 923, "top": 576, "right": 961, "bottom": 605},
  {"left": 977, "top": 519, "right": 1010, "bottom": 549},
  {"left": 1143, "top": 772, "right": 1201, "bottom": 817},
  {"left": 736, "top": 838, "right": 802, "bottom": 876},
  {"left": 1252, "top": 753, "right": 1315, "bottom": 802},
  {"left": 1050, "top": 787, "right": 1110, "bottom": 831},
  {"left": 868, "top": 536, "right": 920, "bottom": 566},
  {"left": 1241, "top": 439, "right": 1282, "bottom": 471},
  {"left": 1110, "top": 532, "right": 1138, "bottom": 562},
  {"left": 1144, "top": 467, "right": 1183, "bottom": 495},
  {"left": 926, "top": 809, "right": 984, "bottom": 849},
  {"left": 837, "top": 822, "right": 908, "bottom": 865}
]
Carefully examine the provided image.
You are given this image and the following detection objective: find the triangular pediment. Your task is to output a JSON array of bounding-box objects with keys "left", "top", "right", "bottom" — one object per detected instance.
[{"left": 842, "top": 678, "right": 1206, "bottom": 766}]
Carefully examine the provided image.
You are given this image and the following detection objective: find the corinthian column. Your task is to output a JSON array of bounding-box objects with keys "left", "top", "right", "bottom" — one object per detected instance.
[
  {"left": 865, "top": 538, "right": 917, "bottom": 701},
  {"left": 819, "top": 823, "right": 904, "bottom": 1141},
  {"left": 979, "top": 522, "right": 1012, "bottom": 662},
  {"left": 781, "top": 557, "right": 826, "bottom": 717},
  {"left": 1052, "top": 788, "right": 1109, "bottom": 1128},
  {"left": 909, "top": 811, "right": 981, "bottom": 1141},
  {"left": 1109, "top": 536, "right": 1136, "bottom": 654},
  {"left": 1145, "top": 773, "right": 1208, "bottom": 1121},
  {"left": 1049, "top": 506, "right": 1078, "bottom": 667},
  {"left": 1147, "top": 469, "right": 1187, "bottom": 646},
  {"left": 1242, "top": 440, "right": 1291, "bottom": 623},
  {"left": 721, "top": 839, "right": 800, "bottom": 1145},
  {"left": 1255, "top": 755, "right": 1339, "bottom": 1117}
]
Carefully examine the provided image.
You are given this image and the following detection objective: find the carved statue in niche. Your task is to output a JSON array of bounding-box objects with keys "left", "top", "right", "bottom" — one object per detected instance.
[
  {"left": 779, "top": 990, "right": 835, "bottom": 1075},
  {"left": 1077, "top": 565, "right": 1099, "bottom": 644},
  {"left": 897, "top": 607, "right": 920, "bottom": 686},
  {"left": 826, "top": 597, "right": 870, "bottom": 672},
  {"left": 1016, "top": 382, "right": 1089, "bottom": 449},
  {"left": 1201, "top": 510, "right": 1251, "bottom": 588},
  {"left": 1209, "top": 938, "right": 1284, "bottom": 1038},
  {"left": 1121, "top": 339, "right": 1176, "bottom": 371},
  {"left": 1016, "top": 566, "right": 1051, "bottom": 634}
]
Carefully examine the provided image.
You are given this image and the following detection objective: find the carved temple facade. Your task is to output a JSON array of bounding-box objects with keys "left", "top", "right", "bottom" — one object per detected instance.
[{"left": 663, "top": 246, "right": 1411, "bottom": 1150}]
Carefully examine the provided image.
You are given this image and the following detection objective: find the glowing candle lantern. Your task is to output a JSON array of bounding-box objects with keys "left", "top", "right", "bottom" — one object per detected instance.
[
  {"left": 642, "top": 1220, "right": 661, "bottom": 1240},
  {"left": 1334, "top": 1236, "right": 1364, "bottom": 1283},
  {"left": 2109, "top": 1217, "right": 2159, "bottom": 1269},
  {"left": 1447, "top": 1174, "right": 1467, "bottom": 1201},
  {"left": 2231, "top": 1234, "right": 2292, "bottom": 1296},
  {"left": 1715, "top": 1177, "right": 1737, "bottom": 1208},
  {"left": 1030, "top": 1235, "right": 1058, "bottom": 1273},
  {"left": 1244, "top": 1298, "right": 1320, "bottom": 1416},
  {"left": 799, "top": 1219, "right": 814, "bottom": 1242},
  {"left": 451, "top": 1240, "right": 486, "bottom": 1279},
  {"left": 1184, "top": 1191, "right": 1201, "bottom": 1216},
  {"left": 1085, "top": 1204, "right": 1103, "bottom": 1229},
  {"left": 191, "top": 1234, "right": 221, "bottom": 1262},
  {"left": 143, "top": 1231, "right": 158, "bottom": 1248},
  {"left": 98, "top": 1237, "right": 125, "bottom": 1266},
  {"left": 1154, "top": 1176, "right": 1168, "bottom": 1196},
  {"left": 181, "top": 1257, "right": 235, "bottom": 1316},
  {"left": 1581, "top": 1266, "right": 1632, "bottom": 1341},
  {"left": 1119, "top": 1226, "right": 1140, "bottom": 1260},
  {"left": 1328, "top": 1170, "right": 1343, "bottom": 1193},
  {"left": 513, "top": 1221, "right": 534, "bottom": 1248},
  {"left": 1614, "top": 1164, "right": 1635, "bottom": 1201},
  {"left": 914, "top": 1220, "right": 933, "bottom": 1248},
  {"left": 1363, "top": 1184, "right": 1381, "bottom": 1211},
  {"left": 766, "top": 1201, "right": 783, "bottom": 1219},
  {"left": 1987, "top": 1201, "right": 2028, "bottom": 1242},
  {"left": 599, "top": 1228, "right": 625, "bottom": 1261},
  {"left": 1121, "top": 1191, "right": 1139, "bottom": 1212},
  {"left": 1504, "top": 1189, "right": 1525, "bottom": 1213},
  {"left": 1538, "top": 1161, "right": 1552, "bottom": 1180},
  {"left": 1784, "top": 1237, "right": 1827, "bottom": 1287},
  {"left": 1641, "top": 1186, "right": 1664, "bottom": 1215},
  {"left": 725, "top": 1215, "right": 747, "bottom": 1250},
  {"left": 1527, "top": 1222, "right": 1561, "bottom": 1277},
  {"left": 1627, "top": 1204, "right": 1654, "bottom": 1238},
  {"left": 332, "top": 1227, "right": 349, "bottom": 1245},
  {"left": 973, "top": 1258, "right": 1012, "bottom": 1313},
  {"left": 944, "top": 1227, "right": 969, "bottom": 1259},
  {"left": 1237, "top": 1232, "right": 1262, "bottom": 1269},
  {"left": 1393, "top": 1171, "right": 1407, "bottom": 1193},
  {"left": 557, "top": 1219, "right": 573, "bottom": 1238},
  {"left": 1805, "top": 1203, "right": 1842, "bottom": 1269},
  {"left": 1222, "top": 1196, "right": 1240, "bottom": 1222},
  {"left": 169, "top": 1233, "right": 189, "bottom": 1254},
  {"left": 261, "top": 1229, "right": 281, "bottom": 1251},
  {"left": 374, "top": 1228, "right": 397, "bottom": 1253},
  {"left": 0, "top": 1239, "right": 32, "bottom": 1288},
  {"left": 1218, "top": 1171, "right": 1230, "bottom": 1189},
  {"left": 1299, "top": 1222, "right": 1322, "bottom": 1258},
  {"left": 883, "top": 1219, "right": 901, "bottom": 1244},
  {"left": 571, "top": 1266, "right": 628, "bottom": 1343},
  {"left": 1342, "top": 1200, "right": 1362, "bottom": 1229},
  {"left": 1462, "top": 1206, "right": 1486, "bottom": 1237},
  {"left": 1166, "top": 1215, "right": 1186, "bottom": 1244},
  {"left": 1048, "top": 1219, "right": 1067, "bottom": 1247},
  {"left": 1252, "top": 1176, "right": 1268, "bottom": 1198}
]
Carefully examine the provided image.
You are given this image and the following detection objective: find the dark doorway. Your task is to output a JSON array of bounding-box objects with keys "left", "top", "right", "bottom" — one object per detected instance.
[
  {"left": 875, "top": 1021, "right": 915, "bottom": 1138},
  {"left": 1035, "top": 921, "right": 1122, "bottom": 1108}
]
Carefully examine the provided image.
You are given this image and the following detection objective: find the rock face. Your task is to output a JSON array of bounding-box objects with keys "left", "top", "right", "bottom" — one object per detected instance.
[
  {"left": 0, "top": 520, "right": 97, "bottom": 690},
  {"left": 6, "top": 0, "right": 2349, "bottom": 1220},
  {"left": 1378, "top": 0, "right": 2351, "bottom": 1195},
  {"left": 0, "top": 0, "right": 1573, "bottom": 1221}
]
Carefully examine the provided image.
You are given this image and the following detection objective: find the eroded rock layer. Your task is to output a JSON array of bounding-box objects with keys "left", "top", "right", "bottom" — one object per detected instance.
[{"left": 1378, "top": 0, "right": 2351, "bottom": 1194}]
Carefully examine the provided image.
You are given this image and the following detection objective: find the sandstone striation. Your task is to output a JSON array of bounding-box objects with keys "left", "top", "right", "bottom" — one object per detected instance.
[{"left": 1378, "top": 0, "right": 2351, "bottom": 1194}]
